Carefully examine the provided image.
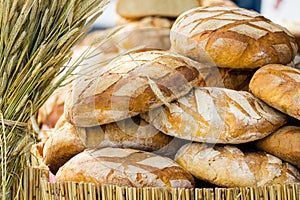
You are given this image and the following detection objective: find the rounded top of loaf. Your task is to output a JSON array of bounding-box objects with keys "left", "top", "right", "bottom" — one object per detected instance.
[
  {"left": 170, "top": 6, "right": 298, "bottom": 69},
  {"left": 175, "top": 143, "right": 300, "bottom": 187},
  {"left": 56, "top": 147, "right": 195, "bottom": 188},
  {"left": 249, "top": 64, "right": 300, "bottom": 120},
  {"left": 65, "top": 50, "right": 206, "bottom": 127}
]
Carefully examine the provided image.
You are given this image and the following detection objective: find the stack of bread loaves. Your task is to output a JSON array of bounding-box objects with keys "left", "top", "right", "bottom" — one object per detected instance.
[
  {"left": 37, "top": 0, "right": 239, "bottom": 131},
  {"left": 42, "top": 5, "right": 300, "bottom": 189}
]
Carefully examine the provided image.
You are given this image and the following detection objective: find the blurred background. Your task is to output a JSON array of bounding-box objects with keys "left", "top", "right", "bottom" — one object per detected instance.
[{"left": 92, "top": 0, "right": 300, "bottom": 30}]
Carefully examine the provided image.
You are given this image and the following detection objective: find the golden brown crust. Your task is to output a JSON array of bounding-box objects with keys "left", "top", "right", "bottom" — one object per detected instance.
[
  {"left": 142, "top": 87, "right": 287, "bottom": 144},
  {"left": 43, "top": 119, "right": 85, "bottom": 173},
  {"left": 77, "top": 115, "right": 177, "bottom": 155},
  {"left": 255, "top": 126, "right": 300, "bottom": 168},
  {"left": 44, "top": 115, "right": 178, "bottom": 173},
  {"left": 65, "top": 50, "right": 208, "bottom": 127},
  {"left": 175, "top": 143, "right": 300, "bottom": 187},
  {"left": 56, "top": 147, "right": 195, "bottom": 188},
  {"left": 170, "top": 6, "right": 298, "bottom": 69},
  {"left": 249, "top": 64, "right": 300, "bottom": 120}
]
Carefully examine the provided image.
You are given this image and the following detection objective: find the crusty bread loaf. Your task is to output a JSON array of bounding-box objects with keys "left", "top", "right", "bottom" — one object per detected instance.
[
  {"left": 116, "top": 0, "right": 200, "bottom": 19},
  {"left": 43, "top": 117, "right": 85, "bottom": 173},
  {"left": 44, "top": 115, "right": 178, "bottom": 172},
  {"left": 142, "top": 87, "right": 287, "bottom": 144},
  {"left": 39, "top": 44, "right": 118, "bottom": 129},
  {"left": 56, "top": 147, "right": 195, "bottom": 188},
  {"left": 175, "top": 143, "right": 300, "bottom": 187},
  {"left": 77, "top": 115, "right": 177, "bottom": 155},
  {"left": 275, "top": 20, "right": 300, "bottom": 53},
  {"left": 170, "top": 6, "right": 298, "bottom": 69},
  {"left": 65, "top": 50, "right": 208, "bottom": 127},
  {"left": 113, "top": 17, "right": 172, "bottom": 51},
  {"left": 249, "top": 64, "right": 300, "bottom": 120},
  {"left": 255, "top": 126, "right": 300, "bottom": 169}
]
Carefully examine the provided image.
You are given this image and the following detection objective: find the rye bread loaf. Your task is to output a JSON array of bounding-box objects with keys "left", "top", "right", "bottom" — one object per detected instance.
[
  {"left": 142, "top": 87, "right": 287, "bottom": 144},
  {"left": 250, "top": 64, "right": 300, "bottom": 120},
  {"left": 64, "top": 50, "right": 207, "bottom": 127},
  {"left": 255, "top": 126, "right": 300, "bottom": 169},
  {"left": 56, "top": 147, "right": 195, "bottom": 188},
  {"left": 170, "top": 6, "right": 298, "bottom": 69},
  {"left": 113, "top": 17, "right": 172, "bottom": 51},
  {"left": 43, "top": 115, "right": 178, "bottom": 172},
  {"left": 175, "top": 143, "right": 300, "bottom": 187}
]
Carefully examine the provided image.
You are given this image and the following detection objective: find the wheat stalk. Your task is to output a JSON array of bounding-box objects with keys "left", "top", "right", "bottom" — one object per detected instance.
[{"left": 0, "top": 0, "right": 109, "bottom": 199}]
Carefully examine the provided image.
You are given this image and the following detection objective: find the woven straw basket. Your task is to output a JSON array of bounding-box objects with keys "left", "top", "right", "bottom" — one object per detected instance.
[{"left": 18, "top": 167, "right": 300, "bottom": 200}]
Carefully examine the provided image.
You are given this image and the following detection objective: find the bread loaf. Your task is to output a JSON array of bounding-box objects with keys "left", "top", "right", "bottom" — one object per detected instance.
[
  {"left": 65, "top": 50, "right": 207, "bottom": 127},
  {"left": 113, "top": 17, "right": 172, "bottom": 51},
  {"left": 116, "top": 0, "right": 200, "bottom": 19},
  {"left": 56, "top": 147, "right": 195, "bottom": 188},
  {"left": 43, "top": 115, "right": 179, "bottom": 172},
  {"left": 39, "top": 43, "right": 118, "bottom": 129},
  {"left": 43, "top": 117, "right": 85, "bottom": 173},
  {"left": 142, "top": 87, "right": 287, "bottom": 144},
  {"left": 249, "top": 64, "right": 300, "bottom": 120},
  {"left": 175, "top": 143, "right": 300, "bottom": 187},
  {"left": 170, "top": 6, "right": 298, "bottom": 69},
  {"left": 77, "top": 115, "right": 177, "bottom": 155},
  {"left": 255, "top": 126, "right": 300, "bottom": 169},
  {"left": 274, "top": 19, "right": 300, "bottom": 53}
]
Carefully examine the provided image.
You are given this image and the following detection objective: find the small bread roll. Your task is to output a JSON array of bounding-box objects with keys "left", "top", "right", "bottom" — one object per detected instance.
[
  {"left": 170, "top": 6, "right": 298, "bottom": 69},
  {"left": 175, "top": 143, "right": 300, "bottom": 187},
  {"left": 116, "top": 0, "right": 200, "bottom": 19},
  {"left": 65, "top": 50, "right": 208, "bottom": 127},
  {"left": 255, "top": 126, "right": 300, "bottom": 169},
  {"left": 249, "top": 64, "right": 300, "bottom": 120},
  {"left": 56, "top": 147, "right": 195, "bottom": 188},
  {"left": 142, "top": 87, "right": 287, "bottom": 144}
]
